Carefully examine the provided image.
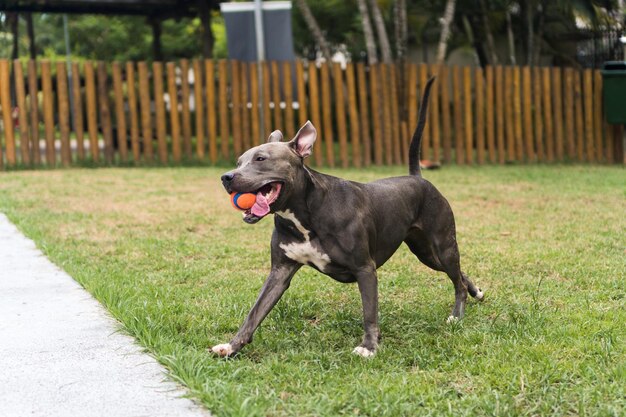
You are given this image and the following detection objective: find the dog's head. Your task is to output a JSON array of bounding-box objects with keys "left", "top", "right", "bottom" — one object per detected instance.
[{"left": 221, "top": 121, "right": 317, "bottom": 224}]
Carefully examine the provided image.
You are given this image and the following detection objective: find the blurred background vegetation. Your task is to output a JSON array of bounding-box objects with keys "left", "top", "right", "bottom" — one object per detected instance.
[{"left": 0, "top": 0, "right": 624, "bottom": 67}]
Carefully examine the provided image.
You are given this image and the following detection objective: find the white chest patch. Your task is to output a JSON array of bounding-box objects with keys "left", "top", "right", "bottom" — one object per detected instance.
[{"left": 276, "top": 210, "right": 331, "bottom": 272}]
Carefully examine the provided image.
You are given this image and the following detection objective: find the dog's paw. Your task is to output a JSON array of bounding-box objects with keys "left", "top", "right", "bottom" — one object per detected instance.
[
  {"left": 446, "top": 315, "right": 460, "bottom": 324},
  {"left": 352, "top": 346, "right": 376, "bottom": 358},
  {"left": 475, "top": 288, "right": 485, "bottom": 301},
  {"left": 211, "top": 343, "right": 234, "bottom": 357}
]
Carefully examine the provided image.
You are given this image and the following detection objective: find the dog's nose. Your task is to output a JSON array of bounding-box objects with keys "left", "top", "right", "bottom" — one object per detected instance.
[{"left": 221, "top": 172, "right": 235, "bottom": 183}]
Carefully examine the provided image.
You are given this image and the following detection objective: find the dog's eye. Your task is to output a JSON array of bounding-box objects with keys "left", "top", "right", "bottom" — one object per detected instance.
[{"left": 255, "top": 156, "right": 266, "bottom": 162}]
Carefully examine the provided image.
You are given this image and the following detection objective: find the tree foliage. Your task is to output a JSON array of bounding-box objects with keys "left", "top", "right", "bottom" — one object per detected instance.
[
  {"left": 0, "top": 1, "right": 623, "bottom": 64},
  {"left": 0, "top": 12, "right": 223, "bottom": 61}
]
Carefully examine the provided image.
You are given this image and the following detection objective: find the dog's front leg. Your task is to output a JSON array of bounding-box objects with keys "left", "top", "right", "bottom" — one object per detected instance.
[
  {"left": 353, "top": 266, "right": 380, "bottom": 358},
  {"left": 212, "top": 263, "right": 300, "bottom": 357}
]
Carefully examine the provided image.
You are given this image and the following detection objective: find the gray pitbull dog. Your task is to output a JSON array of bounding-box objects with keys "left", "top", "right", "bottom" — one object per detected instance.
[{"left": 213, "top": 78, "right": 483, "bottom": 358}]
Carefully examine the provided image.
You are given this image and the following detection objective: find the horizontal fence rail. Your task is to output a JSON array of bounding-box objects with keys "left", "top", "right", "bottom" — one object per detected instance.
[{"left": 0, "top": 58, "right": 623, "bottom": 169}]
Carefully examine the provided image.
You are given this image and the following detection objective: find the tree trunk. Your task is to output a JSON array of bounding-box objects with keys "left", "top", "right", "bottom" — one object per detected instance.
[
  {"left": 294, "top": 0, "right": 332, "bottom": 62},
  {"left": 150, "top": 18, "right": 163, "bottom": 61},
  {"left": 506, "top": 9, "right": 517, "bottom": 65},
  {"left": 526, "top": 0, "right": 535, "bottom": 65},
  {"left": 479, "top": 0, "right": 499, "bottom": 65},
  {"left": 9, "top": 13, "right": 19, "bottom": 60},
  {"left": 463, "top": 15, "right": 482, "bottom": 65},
  {"left": 357, "top": 0, "right": 378, "bottom": 65},
  {"left": 394, "top": 0, "right": 407, "bottom": 63},
  {"left": 26, "top": 13, "right": 36, "bottom": 59},
  {"left": 436, "top": 0, "right": 456, "bottom": 64},
  {"left": 198, "top": 0, "right": 214, "bottom": 59},
  {"left": 369, "top": 0, "right": 393, "bottom": 63},
  {"left": 394, "top": 0, "right": 408, "bottom": 121},
  {"left": 533, "top": 2, "right": 545, "bottom": 65}
]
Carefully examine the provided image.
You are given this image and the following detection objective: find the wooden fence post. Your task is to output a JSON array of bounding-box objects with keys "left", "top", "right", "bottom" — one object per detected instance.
[
  {"left": 41, "top": 60, "right": 56, "bottom": 166},
  {"left": 346, "top": 62, "right": 362, "bottom": 168},
  {"left": 452, "top": 66, "right": 464, "bottom": 164},
  {"left": 418, "top": 64, "right": 430, "bottom": 161},
  {"left": 504, "top": 66, "right": 515, "bottom": 162},
  {"left": 583, "top": 69, "right": 595, "bottom": 162},
  {"left": 205, "top": 59, "right": 218, "bottom": 162},
  {"left": 250, "top": 62, "right": 261, "bottom": 147},
  {"left": 357, "top": 63, "right": 371, "bottom": 167},
  {"left": 320, "top": 62, "right": 335, "bottom": 167},
  {"left": 463, "top": 66, "right": 473, "bottom": 164},
  {"left": 552, "top": 67, "right": 564, "bottom": 161},
  {"left": 429, "top": 64, "right": 442, "bottom": 164},
  {"left": 218, "top": 59, "right": 230, "bottom": 161},
  {"left": 533, "top": 67, "right": 544, "bottom": 161},
  {"left": 193, "top": 60, "right": 205, "bottom": 159},
  {"left": 542, "top": 67, "right": 554, "bottom": 162},
  {"left": 295, "top": 60, "right": 307, "bottom": 131},
  {"left": 495, "top": 66, "right": 505, "bottom": 164},
  {"left": 593, "top": 70, "right": 604, "bottom": 162},
  {"left": 261, "top": 61, "right": 271, "bottom": 138},
  {"left": 153, "top": 62, "right": 168, "bottom": 163},
  {"left": 381, "top": 64, "right": 394, "bottom": 165},
  {"left": 522, "top": 66, "right": 534, "bottom": 161},
  {"left": 14, "top": 60, "right": 30, "bottom": 165},
  {"left": 270, "top": 61, "right": 283, "bottom": 134},
  {"left": 440, "top": 65, "right": 452, "bottom": 164},
  {"left": 513, "top": 66, "right": 523, "bottom": 161},
  {"left": 475, "top": 66, "right": 485, "bottom": 164},
  {"left": 27, "top": 60, "right": 41, "bottom": 165},
  {"left": 574, "top": 70, "right": 584, "bottom": 161},
  {"left": 137, "top": 61, "right": 153, "bottom": 161},
  {"left": 112, "top": 62, "right": 128, "bottom": 162},
  {"left": 283, "top": 61, "right": 295, "bottom": 138},
  {"left": 407, "top": 64, "right": 418, "bottom": 162},
  {"left": 307, "top": 62, "right": 323, "bottom": 166},
  {"left": 240, "top": 62, "right": 250, "bottom": 150},
  {"left": 231, "top": 60, "right": 242, "bottom": 156},
  {"left": 390, "top": 64, "right": 401, "bottom": 165},
  {"left": 564, "top": 68, "right": 575, "bottom": 159},
  {"left": 485, "top": 66, "right": 495, "bottom": 163},
  {"left": 180, "top": 59, "right": 192, "bottom": 158},
  {"left": 97, "top": 62, "right": 114, "bottom": 164},
  {"left": 71, "top": 62, "right": 85, "bottom": 162},
  {"left": 0, "top": 60, "right": 15, "bottom": 167},
  {"left": 166, "top": 61, "right": 181, "bottom": 162},
  {"left": 333, "top": 62, "right": 349, "bottom": 168},
  {"left": 56, "top": 62, "right": 72, "bottom": 166},
  {"left": 126, "top": 62, "right": 141, "bottom": 162}
]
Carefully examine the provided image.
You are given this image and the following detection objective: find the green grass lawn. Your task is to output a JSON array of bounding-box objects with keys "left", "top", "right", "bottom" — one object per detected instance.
[{"left": 0, "top": 165, "right": 624, "bottom": 417}]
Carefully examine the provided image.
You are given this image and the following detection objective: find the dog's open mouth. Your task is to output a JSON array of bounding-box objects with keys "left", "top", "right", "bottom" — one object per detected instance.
[{"left": 242, "top": 182, "right": 283, "bottom": 224}]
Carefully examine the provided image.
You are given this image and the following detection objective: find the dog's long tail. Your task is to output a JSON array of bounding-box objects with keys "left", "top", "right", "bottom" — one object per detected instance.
[{"left": 408, "top": 76, "right": 436, "bottom": 177}]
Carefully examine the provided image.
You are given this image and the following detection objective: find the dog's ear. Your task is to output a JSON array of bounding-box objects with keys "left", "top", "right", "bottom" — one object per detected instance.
[
  {"left": 290, "top": 121, "right": 316, "bottom": 158},
  {"left": 267, "top": 130, "right": 283, "bottom": 143}
]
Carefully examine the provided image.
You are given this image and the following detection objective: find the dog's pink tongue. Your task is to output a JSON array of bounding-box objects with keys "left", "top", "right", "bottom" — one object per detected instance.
[{"left": 251, "top": 193, "right": 270, "bottom": 217}]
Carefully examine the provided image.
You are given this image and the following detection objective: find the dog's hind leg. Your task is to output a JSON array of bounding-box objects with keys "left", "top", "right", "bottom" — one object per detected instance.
[
  {"left": 405, "top": 231, "right": 482, "bottom": 321},
  {"left": 462, "top": 272, "right": 484, "bottom": 301}
]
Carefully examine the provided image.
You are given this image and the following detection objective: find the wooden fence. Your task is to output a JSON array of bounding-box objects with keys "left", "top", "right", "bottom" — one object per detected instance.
[{"left": 0, "top": 58, "right": 623, "bottom": 169}]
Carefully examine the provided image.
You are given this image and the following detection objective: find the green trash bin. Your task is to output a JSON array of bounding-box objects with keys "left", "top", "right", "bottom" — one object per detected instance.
[{"left": 601, "top": 61, "right": 626, "bottom": 124}]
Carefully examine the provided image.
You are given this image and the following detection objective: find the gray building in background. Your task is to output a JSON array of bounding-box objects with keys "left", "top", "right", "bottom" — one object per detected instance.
[{"left": 220, "top": 1, "right": 295, "bottom": 62}]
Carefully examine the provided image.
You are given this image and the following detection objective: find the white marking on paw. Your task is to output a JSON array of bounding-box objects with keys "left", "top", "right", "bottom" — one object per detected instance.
[
  {"left": 352, "top": 346, "right": 376, "bottom": 358},
  {"left": 211, "top": 343, "right": 233, "bottom": 357},
  {"left": 276, "top": 210, "right": 331, "bottom": 272},
  {"left": 476, "top": 288, "right": 485, "bottom": 301},
  {"left": 446, "top": 315, "right": 459, "bottom": 324}
]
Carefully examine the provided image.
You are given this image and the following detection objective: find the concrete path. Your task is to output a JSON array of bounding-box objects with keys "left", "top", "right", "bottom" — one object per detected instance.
[{"left": 0, "top": 213, "right": 211, "bottom": 417}]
